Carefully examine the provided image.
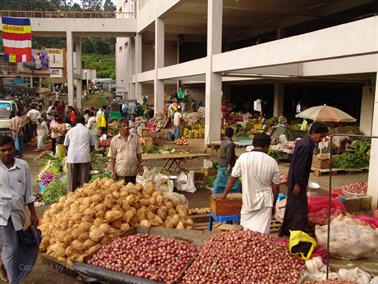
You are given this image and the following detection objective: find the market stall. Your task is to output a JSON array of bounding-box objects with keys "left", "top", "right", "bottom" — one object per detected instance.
[{"left": 142, "top": 153, "right": 211, "bottom": 172}]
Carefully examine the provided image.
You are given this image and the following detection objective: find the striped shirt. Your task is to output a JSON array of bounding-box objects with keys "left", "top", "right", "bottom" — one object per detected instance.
[{"left": 231, "top": 151, "right": 280, "bottom": 213}]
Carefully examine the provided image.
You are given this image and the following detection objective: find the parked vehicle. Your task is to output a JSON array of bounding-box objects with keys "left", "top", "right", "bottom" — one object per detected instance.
[{"left": 0, "top": 100, "right": 18, "bottom": 135}]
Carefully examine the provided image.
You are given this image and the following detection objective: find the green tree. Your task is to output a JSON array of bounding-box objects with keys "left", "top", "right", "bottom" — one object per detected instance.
[
  {"left": 103, "top": 0, "right": 115, "bottom": 11},
  {"left": 81, "top": 0, "right": 103, "bottom": 10},
  {"left": 82, "top": 38, "right": 95, "bottom": 53},
  {"left": 93, "top": 38, "right": 111, "bottom": 54}
]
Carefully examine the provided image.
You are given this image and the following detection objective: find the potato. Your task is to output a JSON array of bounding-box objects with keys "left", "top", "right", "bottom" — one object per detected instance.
[
  {"left": 123, "top": 210, "right": 135, "bottom": 223},
  {"left": 140, "top": 219, "right": 151, "bottom": 227},
  {"left": 157, "top": 207, "right": 167, "bottom": 220},
  {"left": 111, "top": 220, "right": 123, "bottom": 230},
  {"left": 89, "top": 228, "right": 104, "bottom": 242},
  {"left": 120, "top": 223, "right": 130, "bottom": 232},
  {"left": 176, "top": 221, "right": 185, "bottom": 229},
  {"left": 165, "top": 201, "right": 174, "bottom": 209},
  {"left": 83, "top": 239, "right": 96, "bottom": 249},
  {"left": 78, "top": 232, "right": 89, "bottom": 242},
  {"left": 71, "top": 240, "right": 83, "bottom": 252},
  {"left": 105, "top": 210, "right": 123, "bottom": 222},
  {"left": 79, "top": 222, "right": 92, "bottom": 233}
]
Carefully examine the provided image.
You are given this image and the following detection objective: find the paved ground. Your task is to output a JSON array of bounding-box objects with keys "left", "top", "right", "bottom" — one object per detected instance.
[{"left": 0, "top": 138, "right": 368, "bottom": 284}]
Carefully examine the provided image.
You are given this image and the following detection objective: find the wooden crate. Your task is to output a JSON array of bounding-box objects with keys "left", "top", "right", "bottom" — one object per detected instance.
[
  {"left": 139, "top": 127, "right": 150, "bottom": 138},
  {"left": 210, "top": 194, "right": 242, "bottom": 216}
]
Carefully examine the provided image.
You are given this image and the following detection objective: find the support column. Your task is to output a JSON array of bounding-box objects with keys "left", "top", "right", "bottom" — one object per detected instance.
[
  {"left": 66, "top": 31, "right": 74, "bottom": 106},
  {"left": 273, "top": 82, "right": 284, "bottom": 117},
  {"left": 75, "top": 37, "right": 82, "bottom": 110},
  {"left": 360, "top": 86, "right": 374, "bottom": 135},
  {"left": 205, "top": 0, "right": 223, "bottom": 145},
  {"left": 367, "top": 76, "right": 378, "bottom": 209},
  {"left": 129, "top": 38, "right": 136, "bottom": 100},
  {"left": 154, "top": 18, "right": 165, "bottom": 114},
  {"left": 135, "top": 34, "right": 142, "bottom": 102}
]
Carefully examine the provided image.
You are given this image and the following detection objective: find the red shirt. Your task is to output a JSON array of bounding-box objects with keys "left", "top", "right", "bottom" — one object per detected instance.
[{"left": 69, "top": 111, "right": 76, "bottom": 123}]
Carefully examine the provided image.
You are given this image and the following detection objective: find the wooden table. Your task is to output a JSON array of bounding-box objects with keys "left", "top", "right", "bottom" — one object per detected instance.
[{"left": 142, "top": 153, "right": 211, "bottom": 172}]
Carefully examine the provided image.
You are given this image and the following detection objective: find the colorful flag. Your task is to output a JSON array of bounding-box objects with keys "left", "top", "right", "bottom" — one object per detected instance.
[{"left": 1, "top": 16, "right": 32, "bottom": 63}]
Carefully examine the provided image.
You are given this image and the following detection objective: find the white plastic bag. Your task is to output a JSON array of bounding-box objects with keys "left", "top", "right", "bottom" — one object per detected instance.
[
  {"left": 164, "top": 192, "right": 189, "bottom": 207},
  {"left": 315, "top": 217, "right": 378, "bottom": 260},
  {"left": 203, "top": 159, "right": 213, "bottom": 169},
  {"left": 338, "top": 268, "right": 371, "bottom": 284},
  {"left": 176, "top": 171, "right": 197, "bottom": 193}
]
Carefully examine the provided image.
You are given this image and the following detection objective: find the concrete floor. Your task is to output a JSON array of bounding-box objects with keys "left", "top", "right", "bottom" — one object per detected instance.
[{"left": 1, "top": 139, "right": 368, "bottom": 284}]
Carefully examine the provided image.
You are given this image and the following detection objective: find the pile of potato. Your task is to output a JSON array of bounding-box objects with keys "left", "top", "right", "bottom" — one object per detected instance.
[{"left": 39, "top": 178, "right": 193, "bottom": 265}]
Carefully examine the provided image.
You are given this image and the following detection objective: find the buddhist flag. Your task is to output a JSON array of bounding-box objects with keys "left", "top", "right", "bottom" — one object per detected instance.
[{"left": 1, "top": 16, "right": 32, "bottom": 63}]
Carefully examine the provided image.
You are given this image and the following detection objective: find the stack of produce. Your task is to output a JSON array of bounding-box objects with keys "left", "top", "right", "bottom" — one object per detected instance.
[
  {"left": 149, "top": 112, "right": 168, "bottom": 131},
  {"left": 39, "top": 172, "right": 59, "bottom": 186},
  {"left": 183, "top": 124, "right": 205, "bottom": 139},
  {"left": 88, "top": 234, "right": 198, "bottom": 283},
  {"left": 189, "top": 207, "right": 210, "bottom": 215},
  {"left": 182, "top": 230, "right": 304, "bottom": 283},
  {"left": 341, "top": 181, "right": 368, "bottom": 196},
  {"left": 42, "top": 178, "right": 67, "bottom": 205},
  {"left": 35, "top": 151, "right": 54, "bottom": 166},
  {"left": 332, "top": 140, "right": 370, "bottom": 169},
  {"left": 39, "top": 179, "right": 193, "bottom": 265},
  {"left": 175, "top": 138, "right": 188, "bottom": 145},
  {"left": 39, "top": 158, "right": 63, "bottom": 176}
]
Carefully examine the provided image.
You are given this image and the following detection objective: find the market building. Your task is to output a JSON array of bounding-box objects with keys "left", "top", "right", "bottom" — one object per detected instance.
[{"left": 115, "top": 0, "right": 378, "bottom": 208}]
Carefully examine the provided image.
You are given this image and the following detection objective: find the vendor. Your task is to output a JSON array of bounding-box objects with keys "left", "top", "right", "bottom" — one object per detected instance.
[{"left": 212, "top": 127, "right": 241, "bottom": 194}]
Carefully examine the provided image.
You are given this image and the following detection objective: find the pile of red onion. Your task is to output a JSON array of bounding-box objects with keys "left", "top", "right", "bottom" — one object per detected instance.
[
  {"left": 304, "top": 281, "right": 357, "bottom": 284},
  {"left": 182, "top": 230, "right": 304, "bottom": 284},
  {"left": 341, "top": 181, "right": 367, "bottom": 196},
  {"left": 87, "top": 234, "right": 197, "bottom": 284}
]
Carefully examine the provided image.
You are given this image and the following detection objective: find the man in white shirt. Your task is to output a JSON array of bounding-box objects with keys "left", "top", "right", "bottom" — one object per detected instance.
[
  {"left": 173, "top": 108, "right": 183, "bottom": 140},
  {"left": 27, "top": 105, "right": 41, "bottom": 137},
  {"left": 218, "top": 134, "right": 280, "bottom": 235},
  {"left": 64, "top": 116, "right": 96, "bottom": 192},
  {"left": 0, "top": 136, "right": 38, "bottom": 283}
]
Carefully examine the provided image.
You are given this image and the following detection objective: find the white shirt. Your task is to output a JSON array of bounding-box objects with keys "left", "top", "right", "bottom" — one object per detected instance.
[
  {"left": 27, "top": 109, "right": 41, "bottom": 123},
  {"left": 37, "top": 121, "right": 49, "bottom": 136},
  {"left": 173, "top": 112, "right": 182, "bottom": 126},
  {"left": 46, "top": 105, "right": 54, "bottom": 120},
  {"left": 64, "top": 123, "right": 96, "bottom": 163},
  {"left": 231, "top": 151, "right": 280, "bottom": 214},
  {"left": 0, "top": 159, "right": 35, "bottom": 231}
]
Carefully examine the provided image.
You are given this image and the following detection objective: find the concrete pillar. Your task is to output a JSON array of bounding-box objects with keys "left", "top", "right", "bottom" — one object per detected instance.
[
  {"left": 154, "top": 18, "right": 165, "bottom": 114},
  {"left": 75, "top": 37, "right": 82, "bottom": 110},
  {"left": 205, "top": 0, "right": 223, "bottom": 145},
  {"left": 129, "top": 38, "right": 136, "bottom": 100},
  {"left": 66, "top": 31, "right": 74, "bottom": 106},
  {"left": 273, "top": 82, "right": 284, "bottom": 117},
  {"left": 367, "top": 76, "right": 378, "bottom": 209},
  {"left": 135, "top": 34, "right": 142, "bottom": 102},
  {"left": 360, "top": 86, "right": 374, "bottom": 135}
]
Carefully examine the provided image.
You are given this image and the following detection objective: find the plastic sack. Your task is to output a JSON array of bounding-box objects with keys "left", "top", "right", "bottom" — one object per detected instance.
[
  {"left": 338, "top": 268, "right": 371, "bottom": 284},
  {"left": 289, "top": 230, "right": 317, "bottom": 260},
  {"left": 353, "top": 215, "right": 378, "bottom": 229},
  {"left": 315, "top": 217, "right": 378, "bottom": 260},
  {"left": 308, "top": 196, "right": 346, "bottom": 225},
  {"left": 164, "top": 192, "right": 189, "bottom": 207},
  {"left": 176, "top": 171, "right": 197, "bottom": 193},
  {"left": 203, "top": 159, "right": 213, "bottom": 169},
  {"left": 275, "top": 198, "right": 286, "bottom": 223}
]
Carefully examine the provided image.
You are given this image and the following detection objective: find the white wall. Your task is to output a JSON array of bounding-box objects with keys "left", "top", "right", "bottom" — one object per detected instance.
[{"left": 116, "top": 37, "right": 130, "bottom": 95}]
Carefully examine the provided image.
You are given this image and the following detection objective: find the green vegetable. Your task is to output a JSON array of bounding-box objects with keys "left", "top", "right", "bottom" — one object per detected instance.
[
  {"left": 268, "top": 149, "right": 279, "bottom": 160},
  {"left": 204, "top": 176, "right": 216, "bottom": 188},
  {"left": 42, "top": 179, "right": 67, "bottom": 205},
  {"left": 332, "top": 140, "right": 370, "bottom": 169},
  {"left": 143, "top": 145, "right": 159, "bottom": 154},
  {"left": 160, "top": 145, "right": 173, "bottom": 152}
]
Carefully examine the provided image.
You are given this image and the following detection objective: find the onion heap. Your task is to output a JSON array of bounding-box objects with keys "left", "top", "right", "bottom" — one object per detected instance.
[
  {"left": 182, "top": 230, "right": 304, "bottom": 284},
  {"left": 88, "top": 234, "right": 198, "bottom": 284}
]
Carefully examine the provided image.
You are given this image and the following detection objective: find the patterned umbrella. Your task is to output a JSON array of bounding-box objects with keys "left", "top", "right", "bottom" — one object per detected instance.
[{"left": 296, "top": 105, "right": 356, "bottom": 123}]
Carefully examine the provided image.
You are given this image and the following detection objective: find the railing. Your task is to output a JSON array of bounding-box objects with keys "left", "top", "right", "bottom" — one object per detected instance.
[{"left": 0, "top": 10, "right": 135, "bottom": 19}]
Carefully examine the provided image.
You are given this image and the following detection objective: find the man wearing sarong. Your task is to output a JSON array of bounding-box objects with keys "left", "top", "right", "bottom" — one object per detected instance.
[
  {"left": 279, "top": 122, "right": 328, "bottom": 236},
  {"left": 218, "top": 134, "right": 280, "bottom": 235}
]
